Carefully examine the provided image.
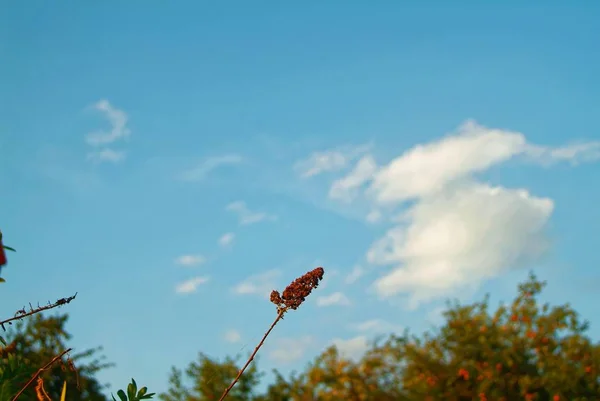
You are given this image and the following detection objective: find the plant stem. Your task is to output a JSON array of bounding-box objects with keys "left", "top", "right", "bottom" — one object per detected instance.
[
  {"left": 12, "top": 348, "right": 72, "bottom": 401},
  {"left": 218, "top": 310, "right": 285, "bottom": 401}
]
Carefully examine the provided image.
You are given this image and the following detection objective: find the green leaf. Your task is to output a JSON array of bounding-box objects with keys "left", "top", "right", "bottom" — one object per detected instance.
[
  {"left": 0, "top": 278, "right": 5, "bottom": 283},
  {"left": 127, "top": 379, "right": 137, "bottom": 401},
  {"left": 140, "top": 393, "right": 155, "bottom": 400},
  {"left": 0, "top": 337, "right": 5, "bottom": 346},
  {"left": 117, "top": 389, "right": 128, "bottom": 401},
  {"left": 2, "top": 246, "right": 15, "bottom": 252},
  {"left": 112, "top": 395, "right": 117, "bottom": 401},
  {"left": 137, "top": 387, "right": 147, "bottom": 397}
]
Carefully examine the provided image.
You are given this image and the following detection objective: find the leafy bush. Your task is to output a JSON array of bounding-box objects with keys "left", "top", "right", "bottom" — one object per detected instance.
[{"left": 0, "top": 230, "right": 154, "bottom": 401}]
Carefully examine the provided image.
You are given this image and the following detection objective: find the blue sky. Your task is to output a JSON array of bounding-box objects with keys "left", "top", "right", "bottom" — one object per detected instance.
[{"left": 2, "top": 1, "right": 600, "bottom": 395}]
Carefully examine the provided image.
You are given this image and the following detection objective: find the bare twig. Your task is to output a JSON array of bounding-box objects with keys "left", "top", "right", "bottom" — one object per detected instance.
[
  {"left": 218, "top": 310, "right": 286, "bottom": 401},
  {"left": 0, "top": 293, "right": 77, "bottom": 331},
  {"left": 12, "top": 348, "right": 72, "bottom": 401}
]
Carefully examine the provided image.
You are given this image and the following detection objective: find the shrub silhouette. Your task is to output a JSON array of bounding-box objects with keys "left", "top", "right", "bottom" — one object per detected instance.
[
  {"left": 0, "top": 230, "right": 155, "bottom": 401},
  {"left": 163, "top": 274, "right": 600, "bottom": 400}
]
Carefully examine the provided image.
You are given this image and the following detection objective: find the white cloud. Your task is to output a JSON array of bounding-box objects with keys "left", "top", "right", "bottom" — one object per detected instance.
[
  {"left": 524, "top": 142, "right": 600, "bottom": 166},
  {"left": 368, "top": 120, "right": 527, "bottom": 205},
  {"left": 232, "top": 269, "right": 281, "bottom": 298},
  {"left": 331, "top": 336, "right": 369, "bottom": 361},
  {"left": 269, "top": 336, "right": 314, "bottom": 364},
  {"left": 365, "top": 210, "right": 382, "bottom": 224},
  {"left": 219, "top": 232, "right": 235, "bottom": 247},
  {"left": 174, "top": 254, "right": 206, "bottom": 267},
  {"left": 85, "top": 100, "right": 130, "bottom": 163},
  {"left": 360, "top": 120, "right": 600, "bottom": 206},
  {"left": 352, "top": 319, "right": 403, "bottom": 334},
  {"left": 316, "top": 291, "right": 352, "bottom": 307},
  {"left": 226, "top": 201, "right": 277, "bottom": 225},
  {"left": 368, "top": 184, "right": 553, "bottom": 307},
  {"left": 86, "top": 100, "right": 130, "bottom": 146},
  {"left": 345, "top": 266, "right": 365, "bottom": 284},
  {"left": 329, "top": 155, "right": 377, "bottom": 202},
  {"left": 316, "top": 268, "right": 338, "bottom": 291},
  {"left": 426, "top": 306, "right": 447, "bottom": 326},
  {"left": 175, "top": 276, "right": 209, "bottom": 294},
  {"left": 294, "top": 144, "right": 371, "bottom": 178},
  {"left": 86, "top": 148, "right": 126, "bottom": 164},
  {"left": 179, "top": 154, "right": 243, "bottom": 181},
  {"left": 318, "top": 120, "right": 596, "bottom": 307},
  {"left": 224, "top": 330, "right": 241, "bottom": 343}
]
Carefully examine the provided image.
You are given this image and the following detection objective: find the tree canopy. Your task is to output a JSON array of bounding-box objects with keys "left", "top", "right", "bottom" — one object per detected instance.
[
  {"left": 2, "top": 313, "right": 111, "bottom": 401},
  {"left": 161, "top": 273, "right": 600, "bottom": 401}
]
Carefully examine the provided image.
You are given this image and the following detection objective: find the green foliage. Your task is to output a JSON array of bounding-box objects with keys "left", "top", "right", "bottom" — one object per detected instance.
[
  {"left": 0, "top": 352, "right": 34, "bottom": 401},
  {"left": 160, "top": 353, "right": 263, "bottom": 401},
  {"left": 394, "top": 273, "right": 600, "bottom": 400},
  {"left": 160, "top": 273, "right": 600, "bottom": 401},
  {"left": 112, "top": 379, "right": 155, "bottom": 401},
  {"left": 5, "top": 313, "right": 111, "bottom": 401},
  {"left": 1, "top": 230, "right": 155, "bottom": 401}
]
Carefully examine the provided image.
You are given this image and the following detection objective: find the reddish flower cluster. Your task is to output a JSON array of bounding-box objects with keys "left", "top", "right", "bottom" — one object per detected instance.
[
  {"left": 0, "top": 231, "right": 6, "bottom": 267},
  {"left": 270, "top": 267, "right": 325, "bottom": 312}
]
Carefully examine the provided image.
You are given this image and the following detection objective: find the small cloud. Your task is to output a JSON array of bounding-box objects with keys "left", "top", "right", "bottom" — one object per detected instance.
[
  {"left": 86, "top": 148, "right": 126, "bottom": 164},
  {"left": 329, "top": 155, "right": 377, "bottom": 202},
  {"left": 179, "top": 154, "right": 243, "bottom": 181},
  {"left": 365, "top": 210, "right": 382, "bottom": 224},
  {"left": 86, "top": 100, "right": 131, "bottom": 146},
  {"left": 269, "top": 336, "right": 314, "bottom": 364},
  {"left": 85, "top": 100, "right": 130, "bottom": 163},
  {"left": 352, "top": 319, "right": 403, "bottom": 334},
  {"left": 219, "top": 232, "right": 235, "bottom": 247},
  {"left": 175, "top": 254, "right": 206, "bottom": 267},
  {"left": 295, "top": 150, "right": 346, "bottom": 178},
  {"left": 232, "top": 269, "right": 281, "bottom": 298},
  {"left": 316, "top": 268, "right": 339, "bottom": 291},
  {"left": 175, "top": 276, "right": 209, "bottom": 294},
  {"left": 524, "top": 142, "right": 600, "bottom": 166},
  {"left": 316, "top": 292, "right": 351, "bottom": 307},
  {"left": 294, "top": 143, "right": 371, "bottom": 178},
  {"left": 345, "top": 266, "right": 364, "bottom": 284},
  {"left": 226, "top": 201, "right": 277, "bottom": 225},
  {"left": 331, "top": 336, "right": 369, "bottom": 361},
  {"left": 224, "top": 329, "right": 241, "bottom": 343},
  {"left": 426, "top": 306, "right": 447, "bottom": 326}
]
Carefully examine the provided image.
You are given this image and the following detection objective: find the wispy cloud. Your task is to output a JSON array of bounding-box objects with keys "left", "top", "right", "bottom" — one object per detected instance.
[
  {"left": 85, "top": 100, "right": 130, "bottom": 164},
  {"left": 331, "top": 336, "right": 369, "bottom": 361},
  {"left": 86, "top": 148, "right": 126, "bottom": 164},
  {"left": 219, "top": 232, "right": 235, "bottom": 247},
  {"left": 86, "top": 100, "right": 131, "bottom": 146},
  {"left": 175, "top": 276, "right": 209, "bottom": 294},
  {"left": 232, "top": 269, "right": 280, "bottom": 298},
  {"left": 226, "top": 201, "right": 277, "bottom": 225},
  {"left": 524, "top": 142, "right": 600, "bottom": 166},
  {"left": 351, "top": 319, "right": 404, "bottom": 334},
  {"left": 329, "top": 155, "right": 377, "bottom": 202},
  {"left": 316, "top": 291, "right": 352, "bottom": 307},
  {"left": 179, "top": 154, "right": 243, "bottom": 181},
  {"left": 294, "top": 143, "right": 371, "bottom": 178},
  {"left": 345, "top": 265, "right": 365, "bottom": 284},
  {"left": 174, "top": 254, "right": 206, "bottom": 267},
  {"left": 223, "top": 329, "right": 242, "bottom": 343},
  {"left": 269, "top": 336, "right": 314, "bottom": 364}
]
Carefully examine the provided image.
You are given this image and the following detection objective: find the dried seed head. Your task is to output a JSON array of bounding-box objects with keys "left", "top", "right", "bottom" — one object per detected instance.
[
  {"left": 270, "top": 290, "right": 283, "bottom": 306},
  {"left": 270, "top": 267, "right": 325, "bottom": 312}
]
